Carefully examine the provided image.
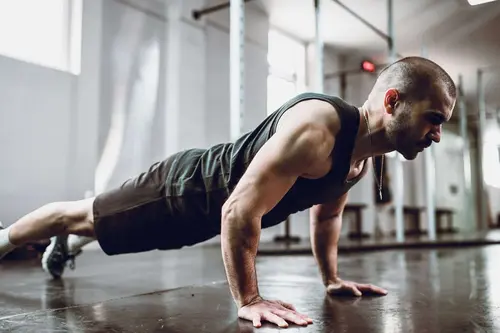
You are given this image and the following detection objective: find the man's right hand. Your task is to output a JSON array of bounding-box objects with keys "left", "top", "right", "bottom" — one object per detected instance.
[{"left": 238, "top": 297, "right": 313, "bottom": 328}]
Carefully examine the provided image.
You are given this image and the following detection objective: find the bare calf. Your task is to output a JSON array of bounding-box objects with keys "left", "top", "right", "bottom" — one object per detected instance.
[{"left": 8, "top": 197, "right": 96, "bottom": 246}]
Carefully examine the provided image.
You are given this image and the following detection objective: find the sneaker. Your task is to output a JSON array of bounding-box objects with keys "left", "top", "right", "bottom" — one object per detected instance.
[{"left": 41, "top": 235, "right": 81, "bottom": 278}]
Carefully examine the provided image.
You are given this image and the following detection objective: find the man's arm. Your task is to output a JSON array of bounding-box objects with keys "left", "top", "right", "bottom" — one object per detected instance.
[
  {"left": 310, "top": 191, "right": 388, "bottom": 297},
  {"left": 221, "top": 116, "right": 335, "bottom": 308},
  {"left": 309, "top": 193, "right": 348, "bottom": 287}
]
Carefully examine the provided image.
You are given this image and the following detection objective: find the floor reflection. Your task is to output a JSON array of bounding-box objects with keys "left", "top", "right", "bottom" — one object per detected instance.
[{"left": 2, "top": 246, "right": 500, "bottom": 332}]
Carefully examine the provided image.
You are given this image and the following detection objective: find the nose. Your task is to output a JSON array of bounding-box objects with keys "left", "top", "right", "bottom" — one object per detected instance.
[{"left": 428, "top": 125, "right": 441, "bottom": 143}]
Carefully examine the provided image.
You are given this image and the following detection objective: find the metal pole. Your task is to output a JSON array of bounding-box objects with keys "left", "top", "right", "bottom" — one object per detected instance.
[
  {"left": 332, "top": 0, "right": 390, "bottom": 44},
  {"left": 421, "top": 45, "right": 436, "bottom": 240},
  {"left": 424, "top": 146, "right": 436, "bottom": 240},
  {"left": 314, "top": 0, "right": 324, "bottom": 93},
  {"left": 329, "top": 0, "right": 404, "bottom": 59},
  {"left": 387, "top": 0, "right": 404, "bottom": 242},
  {"left": 477, "top": 69, "right": 487, "bottom": 230},
  {"left": 340, "top": 73, "right": 347, "bottom": 99},
  {"left": 423, "top": 145, "right": 437, "bottom": 239},
  {"left": 458, "top": 75, "right": 473, "bottom": 230},
  {"left": 230, "top": 0, "right": 244, "bottom": 141}
]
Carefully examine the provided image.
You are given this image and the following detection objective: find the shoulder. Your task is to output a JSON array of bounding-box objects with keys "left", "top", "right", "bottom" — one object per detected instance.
[
  {"left": 275, "top": 96, "right": 343, "bottom": 150},
  {"left": 276, "top": 94, "right": 348, "bottom": 130}
]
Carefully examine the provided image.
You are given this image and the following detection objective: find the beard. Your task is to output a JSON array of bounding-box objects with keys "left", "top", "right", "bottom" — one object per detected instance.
[{"left": 386, "top": 106, "right": 419, "bottom": 160}]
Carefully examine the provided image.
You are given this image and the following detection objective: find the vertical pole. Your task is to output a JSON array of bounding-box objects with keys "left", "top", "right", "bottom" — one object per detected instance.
[
  {"left": 340, "top": 72, "right": 347, "bottom": 99},
  {"left": 314, "top": 0, "right": 324, "bottom": 93},
  {"left": 230, "top": 0, "right": 245, "bottom": 141},
  {"left": 459, "top": 75, "right": 473, "bottom": 230},
  {"left": 477, "top": 69, "right": 487, "bottom": 230},
  {"left": 423, "top": 146, "right": 437, "bottom": 239},
  {"left": 421, "top": 44, "right": 436, "bottom": 240},
  {"left": 387, "top": 0, "right": 405, "bottom": 242}
]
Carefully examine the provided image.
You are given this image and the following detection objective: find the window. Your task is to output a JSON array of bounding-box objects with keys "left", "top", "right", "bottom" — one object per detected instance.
[
  {"left": 483, "top": 126, "right": 500, "bottom": 188},
  {"left": 0, "top": 0, "right": 82, "bottom": 74},
  {"left": 267, "top": 29, "right": 306, "bottom": 114},
  {"left": 483, "top": 143, "right": 500, "bottom": 188}
]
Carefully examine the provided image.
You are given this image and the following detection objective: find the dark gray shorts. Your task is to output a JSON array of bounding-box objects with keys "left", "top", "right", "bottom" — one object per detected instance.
[{"left": 92, "top": 157, "right": 217, "bottom": 256}]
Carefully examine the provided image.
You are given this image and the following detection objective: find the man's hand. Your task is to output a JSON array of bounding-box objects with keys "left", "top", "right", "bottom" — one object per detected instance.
[
  {"left": 238, "top": 297, "right": 313, "bottom": 328},
  {"left": 326, "top": 278, "right": 388, "bottom": 297}
]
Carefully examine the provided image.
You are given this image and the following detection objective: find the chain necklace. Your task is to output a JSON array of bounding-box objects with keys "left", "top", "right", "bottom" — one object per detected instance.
[{"left": 362, "top": 110, "right": 384, "bottom": 200}]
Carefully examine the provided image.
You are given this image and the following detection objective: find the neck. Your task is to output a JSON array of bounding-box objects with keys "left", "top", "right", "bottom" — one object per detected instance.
[{"left": 351, "top": 103, "right": 395, "bottom": 162}]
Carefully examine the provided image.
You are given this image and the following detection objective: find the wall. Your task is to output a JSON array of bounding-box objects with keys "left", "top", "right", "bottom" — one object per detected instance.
[
  {"left": 165, "top": 0, "right": 207, "bottom": 155},
  {"left": 95, "top": 0, "right": 167, "bottom": 193},
  {"left": 0, "top": 0, "right": 103, "bottom": 226},
  {"left": 69, "top": 0, "right": 102, "bottom": 200},
  {"left": 205, "top": 3, "right": 269, "bottom": 147},
  {"left": 94, "top": 0, "right": 218, "bottom": 193},
  {"left": 0, "top": 56, "right": 75, "bottom": 225}
]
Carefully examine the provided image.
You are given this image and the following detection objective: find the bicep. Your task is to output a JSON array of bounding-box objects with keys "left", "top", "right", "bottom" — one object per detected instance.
[{"left": 223, "top": 123, "right": 333, "bottom": 220}]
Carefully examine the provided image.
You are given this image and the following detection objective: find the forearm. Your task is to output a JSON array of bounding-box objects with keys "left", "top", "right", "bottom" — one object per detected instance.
[
  {"left": 310, "top": 215, "right": 342, "bottom": 286},
  {"left": 221, "top": 212, "right": 262, "bottom": 308}
]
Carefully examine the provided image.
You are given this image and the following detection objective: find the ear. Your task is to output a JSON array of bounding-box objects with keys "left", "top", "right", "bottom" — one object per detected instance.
[{"left": 384, "top": 88, "right": 400, "bottom": 115}]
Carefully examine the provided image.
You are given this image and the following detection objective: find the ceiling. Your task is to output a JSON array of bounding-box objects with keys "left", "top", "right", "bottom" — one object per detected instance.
[{"left": 254, "top": 0, "right": 500, "bottom": 123}]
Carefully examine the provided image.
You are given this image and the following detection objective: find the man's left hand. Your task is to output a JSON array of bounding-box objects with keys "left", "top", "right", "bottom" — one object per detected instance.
[{"left": 326, "top": 278, "right": 388, "bottom": 297}]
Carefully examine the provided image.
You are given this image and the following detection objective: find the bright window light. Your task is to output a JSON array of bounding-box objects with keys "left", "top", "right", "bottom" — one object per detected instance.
[
  {"left": 267, "top": 29, "right": 306, "bottom": 115},
  {"left": 483, "top": 126, "right": 500, "bottom": 188},
  {"left": 483, "top": 143, "right": 500, "bottom": 188},
  {"left": 467, "top": 0, "right": 498, "bottom": 5},
  {"left": 0, "top": 0, "right": 82, "bottom": 74}
]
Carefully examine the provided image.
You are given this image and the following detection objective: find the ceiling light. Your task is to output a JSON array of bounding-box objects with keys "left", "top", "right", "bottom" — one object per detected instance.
[{"left": 467, "top": 0, "right": 498, "bottom": 5}]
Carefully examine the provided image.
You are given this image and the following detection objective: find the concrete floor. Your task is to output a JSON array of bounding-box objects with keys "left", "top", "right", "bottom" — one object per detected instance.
[{"left": 1, "top": 244, "right": 500, "bottom": 332}]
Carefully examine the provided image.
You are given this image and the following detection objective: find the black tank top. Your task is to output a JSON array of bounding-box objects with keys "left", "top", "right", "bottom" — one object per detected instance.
[{"left": 164, "top": 93, "right": 366, "bottom": 234}]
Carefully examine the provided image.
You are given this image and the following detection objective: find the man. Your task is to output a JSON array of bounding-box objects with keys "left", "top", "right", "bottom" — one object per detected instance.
[{"left": 0, "top": 56, "right": 456, "bottom": 328}]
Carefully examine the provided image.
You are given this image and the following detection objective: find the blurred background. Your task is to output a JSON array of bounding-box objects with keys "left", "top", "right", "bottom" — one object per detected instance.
[{"left": 0, "top": 0, "right": 499, "bottom": 248}]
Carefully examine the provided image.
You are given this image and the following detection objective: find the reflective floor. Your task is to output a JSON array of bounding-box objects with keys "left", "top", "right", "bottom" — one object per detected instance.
[
  {"left": 2, "top": 244, "right": 500, "bottom": 332},
  {"left": 258, "top": 229, "right": 500, "bottom": 255}
]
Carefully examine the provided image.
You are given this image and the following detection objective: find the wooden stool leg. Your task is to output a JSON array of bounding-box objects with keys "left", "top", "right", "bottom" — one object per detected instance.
[{"left": 356, "top": 210, "right": 362, "bottom": 235}]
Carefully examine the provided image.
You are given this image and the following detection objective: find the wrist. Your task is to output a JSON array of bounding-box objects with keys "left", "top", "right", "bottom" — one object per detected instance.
[
  {"left": 325, "top": 276, "right": 341, "bottom": 286},
  {"left": 237, "top": 294, "right": 263, "bottom": 309}
]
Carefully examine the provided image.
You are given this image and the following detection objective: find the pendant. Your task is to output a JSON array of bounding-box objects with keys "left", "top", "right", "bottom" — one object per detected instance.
[{"left": 379, "top": 188, "right": 382, "bottom": 200}]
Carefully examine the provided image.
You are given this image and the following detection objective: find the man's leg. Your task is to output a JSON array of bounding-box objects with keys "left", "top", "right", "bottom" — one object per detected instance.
[
  {"left": 68, "top": 235, "right": 96, "bottom": 253},
  {"left": 0, "top": 197, "right": 95, "bottom": 260},
  {"left": 3, "top": 156, "right": 193, "bottom": 274}
]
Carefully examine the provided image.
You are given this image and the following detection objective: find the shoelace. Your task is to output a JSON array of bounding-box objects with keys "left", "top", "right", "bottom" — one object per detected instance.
[{"left": 66, "top": 249, "right": 82, "bottom": 270}]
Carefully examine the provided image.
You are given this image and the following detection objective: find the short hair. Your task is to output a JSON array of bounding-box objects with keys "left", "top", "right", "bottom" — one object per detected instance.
[{"left": 371, "top": 56, "right": 457, "bottom": 105}]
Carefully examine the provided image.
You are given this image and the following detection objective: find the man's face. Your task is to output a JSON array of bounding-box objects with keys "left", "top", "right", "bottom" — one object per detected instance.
[{"left": 385, "top": 90, "right": 454, "bottom": 160}]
